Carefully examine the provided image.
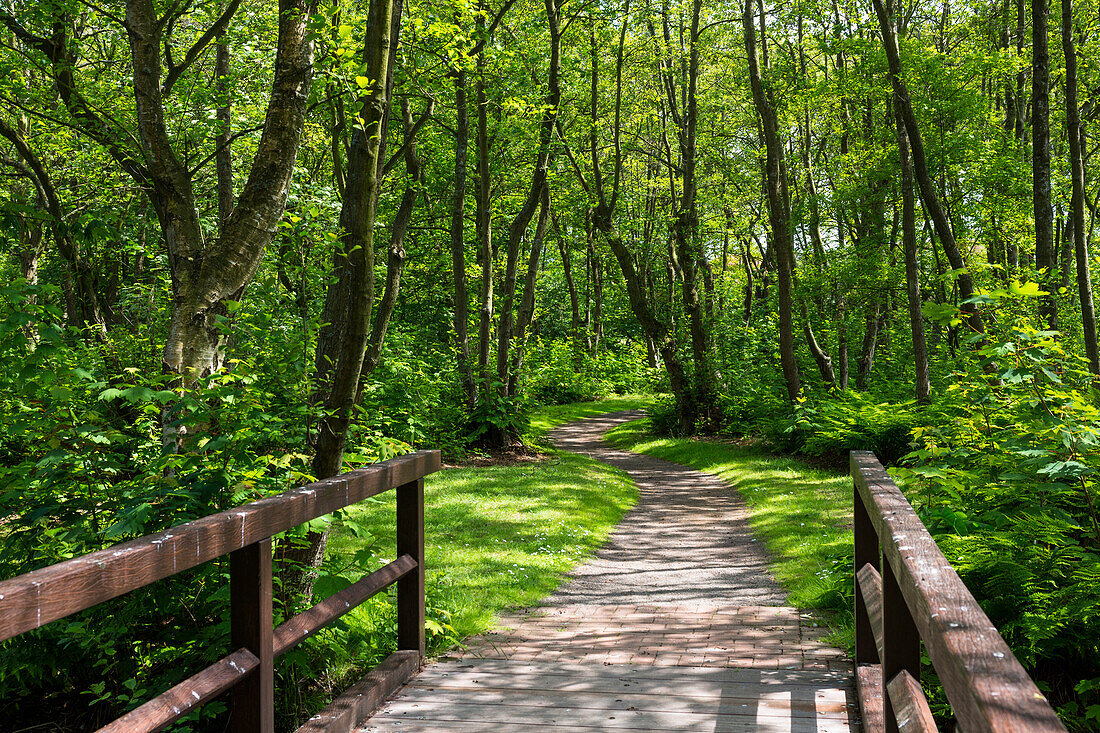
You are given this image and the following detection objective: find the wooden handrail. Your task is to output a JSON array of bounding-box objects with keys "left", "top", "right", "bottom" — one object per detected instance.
[
  {"left": 851, "top": 450, "right": 1066, "bottom": 733},
  {"left": 0, "top": 449, "right": 441, "bottom": 733}
]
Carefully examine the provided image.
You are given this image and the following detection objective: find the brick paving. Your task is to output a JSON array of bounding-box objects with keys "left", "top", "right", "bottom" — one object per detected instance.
[
  {"left": 443, "top": 410, "right": 854, "bottom": 677},
  {"left": 461, "top": 604, "right": 851, "bottom": 672},
  {"left": 364, "top": 411, "right": 858, "bottom": 731}
]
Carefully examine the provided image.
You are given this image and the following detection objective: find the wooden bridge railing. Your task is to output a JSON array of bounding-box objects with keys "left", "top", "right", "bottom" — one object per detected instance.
[
  {"left": 0, "top": 449, "right": 441, "bottom": 733},
  {"left": 852, "top": 451, "right": 1065, "bottom": 733}
]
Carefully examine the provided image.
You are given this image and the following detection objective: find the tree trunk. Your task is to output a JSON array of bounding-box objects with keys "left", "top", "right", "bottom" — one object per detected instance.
[
  {"left": 215, "top": 19, "right": 233, "bottom": 229},
  {"left": 744, "top": 0, "right": 799, "bottom": 402},
  {"left": 300, "top": 0, "right": 398, "bottom": 603},
  {"left": 475, "top": 34, "right": 495, "bottom": 393},
  {"left": 895, "top": 105, "right": 931, "bottom": 402},
  {"left": 872, "top": 0, "right": 983, "bottom": 338},
  {"left": 837, "top": 299, "right": 849, "bottom": 390},
  {"left": 362, "top": 99, "right": 432, "bottom": 378},
  {"left": 1063, "top": 0, "right": 1099, "bottom": 374},
  {"left": 507, "top": 189, "right": 551, "bottom": 397},
  {"left": 554, "top": 213, "right": 583, "bottom": 371},
  {"left": 450, "top": 67, "right": 477, "bottom": 409},
  {"left": 855, "top": 303, "right": 881, "bottom": 391},
  {"left": 801, "top": 300, "right": 836, "bottom": 387},
  {"left": 312, "top": 0, "right": 397, "bottom": 479},
  {"left": 1032, "top": 0, "right": 1056, "bottom": 328}
]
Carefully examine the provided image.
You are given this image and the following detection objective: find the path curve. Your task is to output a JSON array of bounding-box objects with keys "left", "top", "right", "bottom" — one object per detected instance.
[
  {"left": 362, "top": 410, "right": 858, "bottom": 732},
  {"left": 545, "top": 410, "right": 785, "bottom": 606}
]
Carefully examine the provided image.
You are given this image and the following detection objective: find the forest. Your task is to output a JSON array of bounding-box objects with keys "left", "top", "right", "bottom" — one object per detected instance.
[{"left": 2, "top": 0, "right": 1100, "bottom": 727}]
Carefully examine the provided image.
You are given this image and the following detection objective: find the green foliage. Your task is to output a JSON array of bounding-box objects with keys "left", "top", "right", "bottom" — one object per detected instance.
[
  {"left": 645, "top": 394, "right": 681, "bottom": 436},
  {"left": 782, "top": 393, "right": 919, "bottom": 465},
  {"left": 523, "top": 338, "right": 655, "bottom": 405},
  {"left": 0, "top": 283, "right": 390, "bottom": 730},
  {"left": 891, "top": 292, "right": 1100, "bottom": 730}
]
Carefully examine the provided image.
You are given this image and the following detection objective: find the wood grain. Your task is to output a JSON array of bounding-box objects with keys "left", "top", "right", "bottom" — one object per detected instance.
[
  {"left": 367, "top": 659, "right": 856, "bottom": 733},
  {"left": 230, "top": 539, "right": 273, "bottom": 733},
  {"left": 882, "top": 555, "right": 921, "bottom": 733},
  {"left": 856, "top": 563, "right": 884, "bottom": 661},
  {"left": 886, "top": 670, "right": 937, "bottom": 733},
  {"left": 854, "top": 481, "right": 882, "bottom": 666},
  {"left": 857, "top": 663, "right": 885, "bottom": 733},
  {"left": 852, "top": 451, "right": 1066, "bottom": 732},
  {"left": 95, "top": 648, "right": 259, "bottom": 733},
  {"left": 396, "top": 479, "right": 425, "bottom": 657},
  {"left": 0, "top": 450, "right": 440, "bottom": 642},
  {"left": 273, "top": 554, "right": 416, "bottom": 657}
]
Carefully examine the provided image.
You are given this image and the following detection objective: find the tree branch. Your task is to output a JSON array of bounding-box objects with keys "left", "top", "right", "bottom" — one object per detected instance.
[{"left": 161, "top": 0, "right": 243, "bottom": 95}]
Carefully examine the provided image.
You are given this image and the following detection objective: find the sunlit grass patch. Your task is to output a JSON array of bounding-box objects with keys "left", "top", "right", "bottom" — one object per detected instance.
[
  {"left": 324, "top": 397, "right": 647, "bottom": 665},
  {"left": 604, "top": 418, "right": 855, "bottom": 648},
  {"left": 331, "top": 451, "right": 636, "bottom": 641}
]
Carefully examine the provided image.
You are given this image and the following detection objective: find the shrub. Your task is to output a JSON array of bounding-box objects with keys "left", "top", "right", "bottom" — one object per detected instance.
[
  {"left": 523, "top": 338, "right": 651, "bottom": 405},
  {"left": 791, "top": 393, "right": 918, "bottom": 465},
  {"left": 645, "top": 395, "right": 681, "bottom": 436},
  {"left": 891, "top": 295, "right": 1100, "bottom": 728}
]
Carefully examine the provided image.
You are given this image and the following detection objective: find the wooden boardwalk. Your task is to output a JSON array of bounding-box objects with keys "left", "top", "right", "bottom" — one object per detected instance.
[{"left": 362, "top": 412, "right": 859, "bottom": 732}]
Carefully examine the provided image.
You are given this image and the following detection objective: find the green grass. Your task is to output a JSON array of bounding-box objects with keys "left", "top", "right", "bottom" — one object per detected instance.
[
  {"left": 324, "top": 397, "right": 653, "bottom": 654},
  {"left": 285, "top": 398, "right": 649, "bottom": 726},
  {"left": 604, "top": 418, "right": 856, "bottom": 648},
  {"left": 330, "top": 450, "right": 636, "bottom": 640}
]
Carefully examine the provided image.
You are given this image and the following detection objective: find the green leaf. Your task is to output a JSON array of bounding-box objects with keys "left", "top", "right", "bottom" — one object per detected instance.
[{"left": 1009, "top": 280, "right": 1046, "bottom": 297}]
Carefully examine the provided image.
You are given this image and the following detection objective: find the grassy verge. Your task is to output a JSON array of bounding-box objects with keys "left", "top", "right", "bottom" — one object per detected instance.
[
  {"left": 328, "top": 449, "right": 636, "bottom": 640},
  {"left": 604, "top": 417, "right": 855, "bottom": 648},
  {"left": 314, "top": 397, "right": 652, "bottom": 667}
]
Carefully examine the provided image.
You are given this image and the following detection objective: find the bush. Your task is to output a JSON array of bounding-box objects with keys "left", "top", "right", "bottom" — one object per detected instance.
[
  {"left": 789, "top": 393, "right": 918, "bottom": 465},
  {"left": 891, "top": 299, "right": 1100, "bottom": 728},
  {"left": 523, "top": 338, "right": 652, "bottom": 405},
  {"left": 645, "top": 395, "right": 681, "bottom": 436}
]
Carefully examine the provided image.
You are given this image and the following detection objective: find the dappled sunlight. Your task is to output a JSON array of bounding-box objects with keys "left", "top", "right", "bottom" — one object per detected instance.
[
  {"left": 329, "top": 449, "right": 638, "bottom": 640},
  {"left": 607, "top": 419, "right": 855, "bottom": 645}
]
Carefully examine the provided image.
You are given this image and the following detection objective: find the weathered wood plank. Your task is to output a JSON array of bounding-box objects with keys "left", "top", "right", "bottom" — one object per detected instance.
[
  {"left": 856, "top": 563, "right": 884, "bottom": 661},
  {"left": 96, "top": 648, "right": 259, "bottom": 733},
  {"left": 854, "top": 480, "right": 881, "bottom": 667},
  {"left": 396, "top": 479, "right": 425, "bottom": 657},
  {"left": 407, "top": 677, "right": 849, "bottom": 703},
  {"left": 364, "top": 720, "right": 851, "bottom": 733},
  {"left": 852, "top": 451, "right": 1065, "bottom": 733},
  {"left": 857, "top": 663, "right": 885, "bottom": 733},
  {"left": 882, "top": 556, "right": 921, "bottom": 733},
  {"left": 296, "top": 651, "right": 420, "bottom": 733},
  {"left": 366, "top": 659, "right": 857, "bottom": 732},
  {"left": 230, "top": 539, "right": 273, "bottom": 733},
  {"left": 0, "top": 450, "right": 441, "bottom": 643},
  {"left": 386, "top": 686, "right": 852, "bottom": 718},
  {"left": 368, "top": 701, "right": 854, "bottom": 732},
  {"left": 274, "top": 555, "right": 416, "bottom": 657},
  {"left": 414, "top": 660, "right": 852, "bottom": 686},
  {"left": 886, "top": 670, "right": 937, "bottom": 733}
]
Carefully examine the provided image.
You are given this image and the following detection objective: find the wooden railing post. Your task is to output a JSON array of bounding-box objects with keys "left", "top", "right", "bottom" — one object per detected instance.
[
  {"left": 396, "top": 478, "right": 425, "bottom": 658},
  {"left": 882, "top": 554, "right": 921, "bottom": 733},
  {"left": 230, "top": 538, "right": 274, "bottom": 733},
  {"left": 854, "top": 479, "right": 880, "bottom": 666}
]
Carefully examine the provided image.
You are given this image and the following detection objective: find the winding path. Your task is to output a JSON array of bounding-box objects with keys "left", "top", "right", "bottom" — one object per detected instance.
[{"left": 362, "top": 411, "right": 859, "bottom": 731}]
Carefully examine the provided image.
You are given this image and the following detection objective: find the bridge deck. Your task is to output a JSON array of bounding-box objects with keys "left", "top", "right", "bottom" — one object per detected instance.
[{"left": 362, "top": 412, "right": 859, "bottom": 732}]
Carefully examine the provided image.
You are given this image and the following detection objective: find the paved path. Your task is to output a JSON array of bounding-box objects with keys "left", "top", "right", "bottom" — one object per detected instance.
[{"left": 363, "top": 411, "right": 859, "bottom": 731}]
